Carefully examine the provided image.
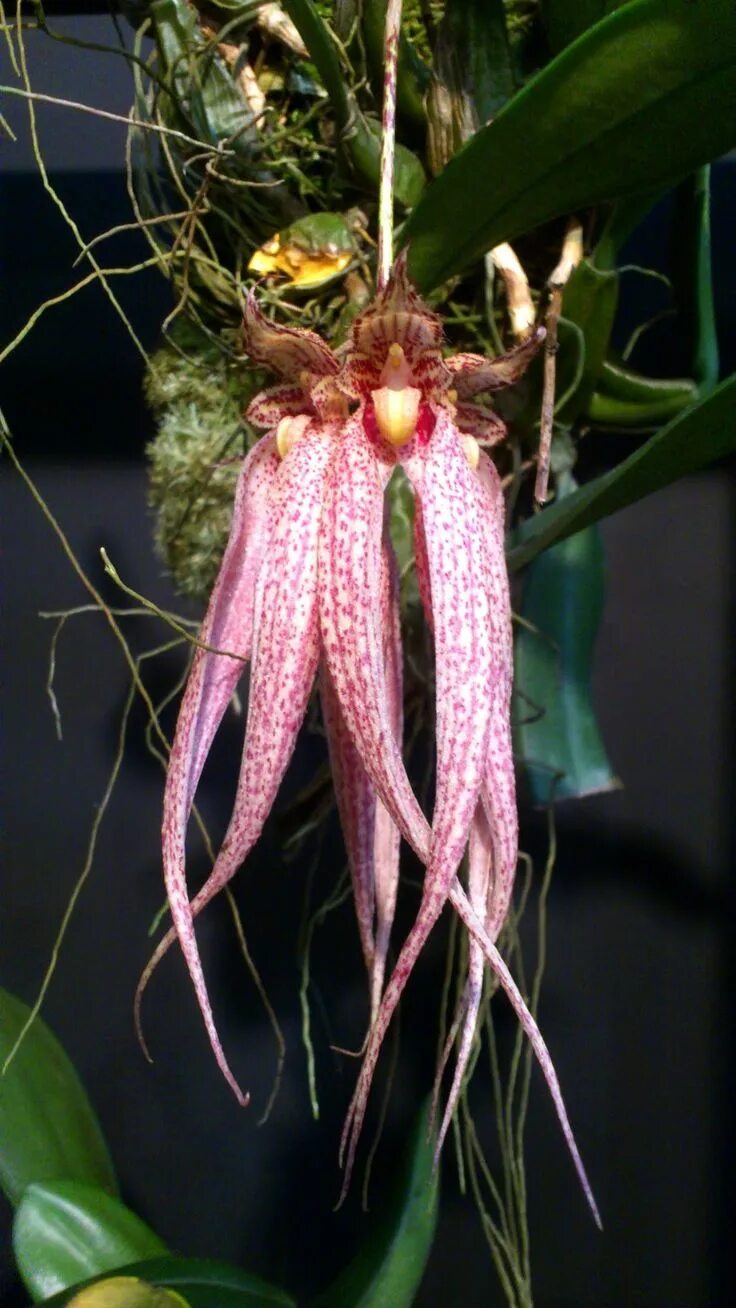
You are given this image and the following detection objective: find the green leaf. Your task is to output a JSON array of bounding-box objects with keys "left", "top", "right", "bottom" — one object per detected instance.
[
  {"left": 152, "top": 0, "right": 258, "bottom": 156},
  {"left": 41, "top": 1258, "right": 297, "bottom": 1308},
  {"left": 673, "top": 167, "right": 720, "bottom": 393},
  {"left": 515, "top": 473, "right": 619, "bottom": 804},
  {"left": 280, "top": 0, "right": 425, "bottom": 206},
  {"left": 557, "top": 260, "right": 619, "bottom": 422},
  {"left": 404, "top": 0, "right": 736, "bottom": 293},
  {"left": 542, "top": 0, "right": 629, "bottom": 54},
  {"left": 436, "top": 0, "right": 515, "bottom": 122},
  {"left": 281, "top": 0, "right": 352, "bottom": 129},
  {"left": 589, "top": 357, "right": 699, "bottom": 428},
  {"left": 312, "top": 1100, "right": 439, "bottom": 1308},
  {"left": 14, "top": 1180, "right": 168, "bottom": 1303},
  {"left": 595, "top": 360, "right": 697, "bottom": 408},
  {"left": 0, "top": 988, "right": 117, "bottom": 1207},
  {"left": 506, "top": 373, "right": 736, "bottom": 570},
  {"left": 587, "top": 388, "right": 697, "bottom": 428}
]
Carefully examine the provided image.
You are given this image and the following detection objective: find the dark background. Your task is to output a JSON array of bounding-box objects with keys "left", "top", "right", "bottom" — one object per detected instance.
[{"left": 2, "top": 13, "right": 736, "bottom": 1307}]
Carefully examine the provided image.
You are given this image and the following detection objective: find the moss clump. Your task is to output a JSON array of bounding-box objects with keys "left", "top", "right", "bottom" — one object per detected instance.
[{"left": 146, "top": 323, "right": 266, "bottom": 601}]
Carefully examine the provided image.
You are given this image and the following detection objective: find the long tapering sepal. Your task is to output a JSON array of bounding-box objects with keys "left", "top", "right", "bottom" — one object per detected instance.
[
  {"left": 159, "top": 425, "right": 335, "bottom": 1103},
  {"left": 340, "top": 410, "right": 498, "bottom": 1191}
]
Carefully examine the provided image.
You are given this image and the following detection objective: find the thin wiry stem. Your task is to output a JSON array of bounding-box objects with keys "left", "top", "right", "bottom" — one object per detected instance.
[
  {"left": 10, "top": 6, "right": 146, "bottom": 360},
  {"left": 377, "top": 0, "right": 402, "bottom": 290},
  {"left": 536, "top": 218, "right": 584, "bottom": 505},
  {"left": 0, "top": 84, "right": 231, "bottom": 155}
]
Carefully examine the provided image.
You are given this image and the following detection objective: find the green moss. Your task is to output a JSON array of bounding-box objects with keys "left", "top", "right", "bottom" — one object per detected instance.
[{"left": 146, "top": 324, "right": 265, "bottom": 601}]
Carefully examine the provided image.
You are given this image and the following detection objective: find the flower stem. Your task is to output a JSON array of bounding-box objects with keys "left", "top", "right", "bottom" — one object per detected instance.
[{"left": 377, "top": 0, "right": 402, "bottom": 291}]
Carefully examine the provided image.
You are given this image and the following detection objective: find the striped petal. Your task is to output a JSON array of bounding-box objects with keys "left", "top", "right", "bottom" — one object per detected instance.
[
  {"left": 246, "top": 384, "right": 310, "bottom": 428},
  {"left": 339, "top": 252, "right": 450, "bottom": 401},
  {"left": 160, "top": 424, "right": 336, "bottom": 1102},
  {"left": 447, "top": 327, "right": 545, "bottom": 398},
  {"left": 244, "top": 290, "right": 339, "bottom": 381},
  {"left": 340, "top": 409, "right": 497, "bottom": 1187},
  {"left": 454, "top": 400, "right": 507, "bottom": 447}
]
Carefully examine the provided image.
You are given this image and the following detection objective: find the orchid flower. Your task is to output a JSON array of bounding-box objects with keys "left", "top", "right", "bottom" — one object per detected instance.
[
  {"left": 144, "top": 252, "right": 599, "bottom": 1225},
  {"left": 146, "top": 0, "right": 600, "bottom": 1226}
]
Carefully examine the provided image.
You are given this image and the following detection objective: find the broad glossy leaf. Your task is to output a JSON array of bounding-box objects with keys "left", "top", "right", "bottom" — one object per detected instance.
[
  {"left": 0, "top": 988, "right": 117, "bottom": 1206},
  {"left": 506, "top": 373, "right": 736, "bottom": 570},
  {"left": 41, "top": 1259, "right": 296, "bottom": 1308},
  {"left": 14, "top": 1180, "right": 167, "bottom": 1303},
  {"left": 312, "top": 1100, "right": 438, "bottom": 1307},
  {"left": 542, "top": 0, "right": 629, "bottom": 54},
  {"left": 515, "top": 473, "right": 618, "bottom": 803},
  {"left": 404, "top": 0, "right": 736, "bottom": 292}
]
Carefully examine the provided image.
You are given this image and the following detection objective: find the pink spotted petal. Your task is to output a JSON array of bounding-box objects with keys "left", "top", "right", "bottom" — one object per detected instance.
[
  {"left": 478, "top": 451, "right": 518, "bottom": 940},
  {"left": 435, "top": 456, "right": 519, "bottom": 1149},
  {"left": 319, "top": 412, "right": 427, "bottom": 859},
  {"left": 434, "top": 802, "right": 491, "bottom": 1156},
  {"left": 447, "top": 326, "right": 545, "bottom": 398},
  {"left": 246, "top": 384, "right": 310, "bottom": 429},
  {"left": 449, "top": 880, "right": 602, "bottom": 1228},
  {"left": 341, "top": 410, "right": 498, "bottom": 1188},
  {"left": 412, "top": 499, "right": 432, "bottom": 624},
  {"left": 372, "top": 522, "right": 403, "bottom": 1015},
  {"left": 161, "top": 425, "right": 336, "bottom": 1102},
  {"left": 320, "top": 662, "right": 377, "bottom": 981},
  {"left": 319, "top": 522, "right": 402, "bottom": 1021},
  {"left": 244, "top": 290, "right": 339, "bottom": 380},
  {"left": 166, "top": 434, "right": 280, "bottom": 844}
]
